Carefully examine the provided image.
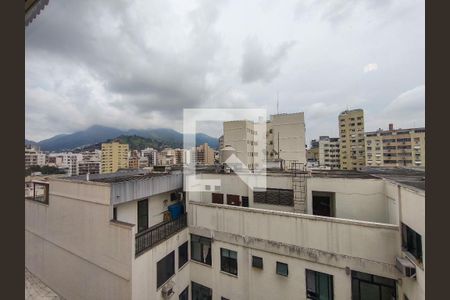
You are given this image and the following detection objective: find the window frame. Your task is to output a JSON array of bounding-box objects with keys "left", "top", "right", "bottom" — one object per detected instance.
[
  {"left": 220, "top": 248, "right": 238, "bottom": 276},
  {"left": 252, "top": 256, "right": 263, "bottom": 269},
  {"left": 156, "top": 251, "right": 175, "bottom": 289},
  {"left": 401, "top": 223, "right": 423, "bottom": 263},
  {"left": 276, "top": 261, "right": 288, "bottom": 277},
  {"left": 306, "top": 269, "right": 334, "bottom": 300},
  {"left": 178, "top": 241, "right": 189, "bottom": 269},
  {"left": 190, "top": 234, "right": 212, "bottom": 266}
]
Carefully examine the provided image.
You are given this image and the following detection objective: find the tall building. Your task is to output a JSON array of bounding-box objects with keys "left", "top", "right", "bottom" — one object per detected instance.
[
  {"left": 159, "top": 148, "right": 176, "bottom": 166},
  {"left": 192, "top": 143, "right": 215, "bottom": 165},
  {"left": 101, "top": 142, "right": 129, "bottom": 173},
  {"left": 338, "top": 109, "right": 365, "bottom": 170},
  {"left": 141, "top": 148, "right": 158, "bottom": 166},
  {"left": 223, "top": 112, "right": 306, "bottom": 170},
  {"left": 25, "top": 146, "right": 46, "bottom": 168},
  {"left": 266, "top": 112, "right": 306, "bottom": 166},
  {"left": 76, "top": 160, "right": 101, "bottom": 175},
  {"left": 365, "top": 124, "right": 425, "bottom": 167},
  {"left": 315, "top": 136, "right": 340, "bottom": 169}
]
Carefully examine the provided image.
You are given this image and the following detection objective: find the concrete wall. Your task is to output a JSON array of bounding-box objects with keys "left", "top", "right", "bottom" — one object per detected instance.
[
  {"left": 188, "top": 173, "right": 391, "bottom": 223},
  {"left": 190, "top": 240, "right": 351, "bottom": 300},
  {"left": 25, "top": 180, "right": 134, "bottom": 300},
  {"left": 188, "top": 202, "right": 401, "bottom": 299},
  {"left": 132, "top": 228, "right": 190, "bottom": 300},
  {"left": 116, "top": 191, "right": 177, "bottom": 228}
]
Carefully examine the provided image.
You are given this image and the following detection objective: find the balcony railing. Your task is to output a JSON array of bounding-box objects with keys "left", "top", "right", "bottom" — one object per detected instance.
[{"left": 135, "top": 213, "right": 187, "bottom": 256}]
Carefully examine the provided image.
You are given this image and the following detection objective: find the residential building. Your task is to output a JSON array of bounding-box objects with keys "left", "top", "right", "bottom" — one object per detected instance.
[
  {"left": 365, "top": 124, "right": 425, "bottom": 168},
  {"left": 77, "top": 160, "right": 101, "bottom": 175},
  {"left": 25, "top": 146, "right": 46, "bottom": 168},
  {"left": 317, "top": 136, "right": 340, "bottom": 169},
  {"left": 223, "top": 112, "right": 306, "bottom": 170},
  {"left": 159, "top": 148, "right": 176, "bottom": 166},
  {"left": 218, "top": 135, "right": 224, "bottom": 150},
  {"left": 191, "top": 143, "right": 215, "bottom": 165},
  {"left": 101, "top": 142, "right": 129, "bottom": 173},
  {"left": 26, "top": 167, "right": 425, "bottom": 300},
  {"left": 141, "top": 148, "right": 159, "bottom": 166},
  {"left": 266, "top": 112, "right": 306, "bottom": 167},
  {"left": 174, "top": 148, "right": 188, "bottom": 165},
  {"left": 138, "top": 156, "right": 149, "bottom": 168},
  {"left": 339, "top": 109, "right": 365, "bottom": 170},
  {"left": 128, "top": 156, "right": 140, "bottom": 169}
]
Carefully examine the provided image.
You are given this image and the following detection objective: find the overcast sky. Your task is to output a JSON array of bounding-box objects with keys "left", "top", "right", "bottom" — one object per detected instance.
[{"left": 25, "top": 0, "right": 424, "bottom": 143}]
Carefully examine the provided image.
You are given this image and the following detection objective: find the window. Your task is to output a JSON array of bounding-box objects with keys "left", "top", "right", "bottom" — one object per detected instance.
[
  {"left": 205, "top": 185, "right": 211, "bottom": 191},
  {"left": 226, "top": 194, "right": 241, "bottom": 206},
  {"left": 241, "top": 196, "right": 249, "bottom": 207},
  {"left": 220, "top": 248, "right": 238, "bottom": 276},
  {"left": 191, "top": 234, "right": 212, "bottom": 265},
  {"left": 113, "top": 207, "right": 117, "bottom": 220},
  {"left": 351, "top": 271, "right": 396, "bottom": 300},
  {"left": 137, "top": 199, "right": 148, "bottom": 233},
  {"left": 179, "top": 286, "right": 188, "bottom": 300},
  {"left": 179, "top": 241, "right": 188, "bottom": 269},
  {"left": 401, "top": 223, "right": 423, "bottom": 262},
  {"left": 253, "top": 188, "right": 293, "bottom": 206},
  {"left": 252, "top": 256, "right": 263, "bottom": 269},
  {"left": 312, "top": 192, "right": 335, "bottom": 217},
  {"left": 157, "top": 251, "right": 175, "bottom": 288},
  {"left": 212, "top": 193, "right": 224, "bottom": 204},
  {"left": 26, "top": 182, "right": 49, "bottom": 204},
  {"left": 306, "top": 269, "right": 334, "bottom": 300},
  {"left": 276, "top": 262, "right": 288, "bottom": 276},
  {"left": 192, "top": 282, "right": 212, "bottom": 300}
]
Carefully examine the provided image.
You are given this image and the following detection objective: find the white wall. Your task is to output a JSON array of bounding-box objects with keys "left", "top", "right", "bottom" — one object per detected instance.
[{"left": 25, "top": 180, "right": 133, "bottom": 300}]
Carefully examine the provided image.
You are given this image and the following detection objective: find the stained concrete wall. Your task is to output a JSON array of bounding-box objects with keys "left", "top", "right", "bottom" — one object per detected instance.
[{"left": 25, "top": 180, "right": 133, "bottom": 300}]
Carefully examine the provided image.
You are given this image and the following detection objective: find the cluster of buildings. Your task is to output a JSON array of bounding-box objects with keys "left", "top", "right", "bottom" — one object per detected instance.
[
  {"left": 307, "top": 109, "right": 426, "bottom": 170},
  {"left": 25, "top": 141, "right": 217, "bottom": 177},
  {"left": 25, "top": 110, "right": 425, "bottom": 300}
]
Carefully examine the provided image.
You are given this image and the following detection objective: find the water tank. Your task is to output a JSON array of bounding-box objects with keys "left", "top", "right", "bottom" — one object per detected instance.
[{"left": 220, "top": 145, "right": 236, "bottom": 164}]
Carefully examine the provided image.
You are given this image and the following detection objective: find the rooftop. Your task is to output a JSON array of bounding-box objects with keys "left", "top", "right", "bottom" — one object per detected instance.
[
  {"left": 64, "top": 169, "right": 176, "bottom": 183},
  {"left": 360, "top": 167, "right": 425, "bottom": 191}
]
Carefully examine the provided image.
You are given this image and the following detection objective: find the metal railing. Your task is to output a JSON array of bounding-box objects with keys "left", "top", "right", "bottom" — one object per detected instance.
[{"left": 135, "top": 213, "right": 187, "bottom": 256}]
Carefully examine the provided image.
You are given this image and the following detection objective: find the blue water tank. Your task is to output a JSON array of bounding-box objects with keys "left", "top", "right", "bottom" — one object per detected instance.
[{"left": 168, "top": 202, "right": 183, "bottom": 220}]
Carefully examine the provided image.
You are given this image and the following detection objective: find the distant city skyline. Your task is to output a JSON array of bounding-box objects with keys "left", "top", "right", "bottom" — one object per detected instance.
[{"left": 26, "top": 0, "right": 424, "bottom": 143}]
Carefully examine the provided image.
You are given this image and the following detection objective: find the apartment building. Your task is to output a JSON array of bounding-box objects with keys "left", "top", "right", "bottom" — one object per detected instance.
[
  {"left": 25, "top": 166, "right": 425, "bottom": 300},
  {"left": 365, "top": 124, "right": 426, "bottom": 168},
  {"left": 25, "top": 146, "right": 46, "bottom": 168},
  {"left": 339, "top": 109, "right": 365, "bottom": 170},
  {"left": 101, "top": 142, "right": 129, "bottom": 173},
  {"left": 141, "top": 148, "right": 159, "bottom": 166},
  {"left": 76, "top": 160, "right": 101, "bottom": 175},
  {"left": 192, "top": 143, "right": 215, "bottom": 165},
  {"left": 317, "top": 136, "right": 340, "bottom": 169},
  {"left": 223, "top": 112, "right": 306, "bottom": 170},
  {"left": 159, "top": 148, "right": 176, "bottom": 166},
  {"left": 266, "top": 112, "right": 306, "bottom": 166}
]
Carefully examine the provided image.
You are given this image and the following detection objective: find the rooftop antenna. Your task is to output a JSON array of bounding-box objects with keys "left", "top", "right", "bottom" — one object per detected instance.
[{"left": 277, "top": 91, "right": 279, "bottom": 114}]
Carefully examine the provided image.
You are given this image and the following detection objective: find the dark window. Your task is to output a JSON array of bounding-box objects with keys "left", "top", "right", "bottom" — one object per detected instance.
[
  {"left": 241, "top": 196, "right": 249, "bottom": 207},
  {"left": 26, "top": 182, "right": 49, "bottom": 204},
  {"left": 226, "top": 194, "right": 241, "bottom": 206},
  {"left": 276, "top": 262, "right": 288, "bottom": 276},
  {"left": 351, "top": 271, "right": 396, "bottom": 300},
  {"left": 306, "top": 269, "right": 334, "bottom": 300},
  {"left": 220, "top": 248, "right": 238, "bottom": 276},
  {"left": 401, "top": 223, "right": 423, "bottom": 262},
  {"left": 312, "top": 192, "right": 335, "bottom": 217},
  {"left": 212, "top": 193, "right": 224, "bottom": 204},
  {"left": 253, "top": 188, "right": 293, "bottom": 206},
  {"left": 137, "top": 199, "right": 148, "bottom": 233},
  {"left": 191, "top": 234, "right": 212, "bottom": 265},
  {"left": 179, "top": 286, "right": 188, "bottom": 300},
  {"left": 192, "top": 281, "right": 212, "bottom": 300},
  {"left": 113, "top": 207, "right": 117, "bottom": 220},
  {"left": 252, "top": 256, "right": 263, "bottom": 269},
  {"left": 157, "top": 251, "right": 175, "bottom": 288},
  {"left": 179, "top": 241, "right": 188, "bottom": 269}
]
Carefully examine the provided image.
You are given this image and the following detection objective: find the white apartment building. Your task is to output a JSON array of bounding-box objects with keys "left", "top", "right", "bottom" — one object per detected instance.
[
  {"left": 25, "top": 166, "right": 424, "bottom": 300},
  {"left": 25, "top": 146, "right": 46, "bottom": 168},
  {"left": 223, "top": 112, "right": 306, "bottom": 171},
  {"left": 317, "top": 136, "right": 340, "bottom": 169},
  {"left": 141, "top": 148, "right": 159, "bottom": 166}
]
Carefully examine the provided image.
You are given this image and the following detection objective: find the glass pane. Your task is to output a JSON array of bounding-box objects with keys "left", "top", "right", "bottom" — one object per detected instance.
[
  {"left": 359, "top": 282, "right": 380, "bottom": 300},
  {"left": 380, "top": 286, "right": 396, "bottom": 300},
  {"left": 318, "top": 273, "right": 331, "bottom": 300},
  {"left": 306, "top": 270, "right": 316, "bottom": 293},
  {"left": 191, "top": 241, "right": 201, "bottom": 261}
]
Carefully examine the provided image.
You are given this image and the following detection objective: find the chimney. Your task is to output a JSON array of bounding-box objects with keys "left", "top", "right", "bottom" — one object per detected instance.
[{"left": 389, "top": 123, "right": 394, "bottom": 131}]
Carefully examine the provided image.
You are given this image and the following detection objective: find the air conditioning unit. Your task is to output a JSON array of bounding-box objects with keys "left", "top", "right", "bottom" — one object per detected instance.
[
  {"left": 396, "top": 257, "right": 416, "bottom": 278},
  {"left": 161, "top": 281, "right": 175, "bottom": 299}
]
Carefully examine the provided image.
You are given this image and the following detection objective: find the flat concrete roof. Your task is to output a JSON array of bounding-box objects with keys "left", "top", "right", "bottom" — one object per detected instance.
[{"left": 64, "top": 169, "right": 176, "bottom": 183}]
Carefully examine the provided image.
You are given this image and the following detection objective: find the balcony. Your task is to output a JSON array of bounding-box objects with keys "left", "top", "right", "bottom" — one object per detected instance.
[{"left": 135, "top": 213, "right": 187, "bottom": 256}]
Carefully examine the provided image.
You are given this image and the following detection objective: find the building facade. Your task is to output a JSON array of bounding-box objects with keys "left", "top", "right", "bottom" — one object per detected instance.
[
  {"left": 365, "top": 124, "right": 425, "bottom": 168},
  {"left": 317, "top": 136, "right": 340, "bottom": 169},
  {"left": 25, "top": 167, "right": 425, "bottom": 300},
  {"left": 77, "top": 160, "right": 101, "bottom": 175},
  {"left": 101, "top": 142, "right": 129, "bottom": 173},
  {"left": 192, "top": 143, "right": 215, "bottom": 165},
  {"left": 338, "top": 109, "right": 365, "bottom": 170}
]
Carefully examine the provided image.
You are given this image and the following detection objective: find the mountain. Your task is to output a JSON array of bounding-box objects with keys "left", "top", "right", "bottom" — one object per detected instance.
[
  {"left": 36, "top": 125, "right": 219, "bottom": 151},
  {"left": 25, "top": 139, "right": 38, "bottom": 146}
]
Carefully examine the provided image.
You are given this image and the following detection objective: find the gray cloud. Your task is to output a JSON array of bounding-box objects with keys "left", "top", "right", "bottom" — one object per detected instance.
[
  {"left": 26, "top": 0, "right": 424, "bottom": 143},
  {"left": 240, "top": 37, "right": 296, "bottom": 84}
]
